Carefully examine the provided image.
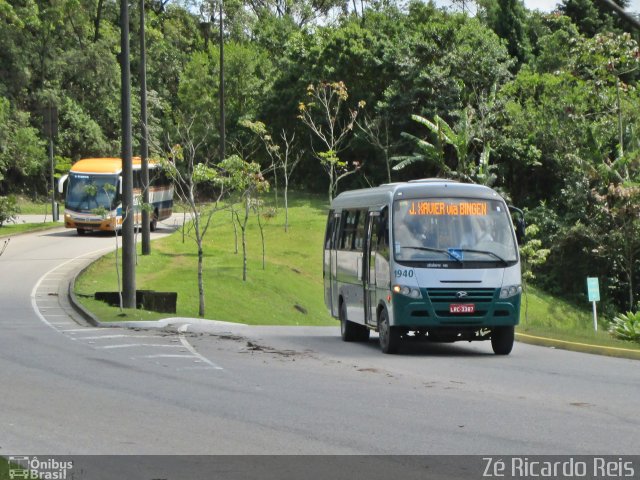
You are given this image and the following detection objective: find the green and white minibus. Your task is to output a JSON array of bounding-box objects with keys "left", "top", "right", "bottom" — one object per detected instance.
[{"left": 323, "top": 179, "right": 525, "bottom": 354}]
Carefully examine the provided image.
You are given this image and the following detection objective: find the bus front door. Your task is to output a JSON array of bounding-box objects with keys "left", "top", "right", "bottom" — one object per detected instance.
[
  {"left": 364, "top": 212, "right": 379, "bottom": 327},
  {"left": 329, "top": 213, "right": 341, "bottom": 317}
]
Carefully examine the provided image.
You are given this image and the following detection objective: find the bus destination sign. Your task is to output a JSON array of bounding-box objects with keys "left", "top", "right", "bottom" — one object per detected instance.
[{"left": 407, "top": 201, "right": 488, "bottom": 216}]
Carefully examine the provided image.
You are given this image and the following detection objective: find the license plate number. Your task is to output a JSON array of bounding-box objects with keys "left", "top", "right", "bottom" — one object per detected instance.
[{"left": 449, "top": 303, "right": 475, "bottom": 314}]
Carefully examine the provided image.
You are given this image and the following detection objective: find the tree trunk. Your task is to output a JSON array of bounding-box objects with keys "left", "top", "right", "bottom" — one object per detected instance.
[
  {"left": 242, "top": 198, "right": 249, "bottom": 281},
  {"left": 232, "top": 209, "right": 238, "bottom": 254},
  {"left": 198, "top": 243, "right": 205, "bottom": 317},
  {"left": 258, "top": 209, "right": 265, "bottom": 269},
  {"left": 627, "top": 249, "right": 634, "bottom": 311},
  {"left": 195, "top": 215, "right": 205, "bottom": 317},
  {"left": 94, "top": 0, "right": 104, "bottom": 42},
  {"left": 284, "top": 178, "right": 289, "bottom": 233},
  {"left": 616, "top": 76, "right": 624, "bottom": 161},
  {"left": 328, "top": 164, "right": 334, "bottom": 202},
  {"left": 272, "top": 159, "right": 279, "bottom": 210}
]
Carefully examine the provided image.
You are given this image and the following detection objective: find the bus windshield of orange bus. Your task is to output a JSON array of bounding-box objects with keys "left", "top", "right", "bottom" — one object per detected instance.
[{"left": 66, "top": 173, "right": 119, "bottom": 212}]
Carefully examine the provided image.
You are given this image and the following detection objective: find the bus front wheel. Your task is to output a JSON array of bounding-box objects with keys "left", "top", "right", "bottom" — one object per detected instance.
[
  {"left": 340, "top": 302, "right": 369, "bottom": 342},
  {"left": 76, "top": 228, "right": 86, "bottom": 236},
  {"left": 378, "top": 308, "right": 400, "bottom": 354},
  {"left": 491, "top": 326, "right": 514, "bottom": 355}
]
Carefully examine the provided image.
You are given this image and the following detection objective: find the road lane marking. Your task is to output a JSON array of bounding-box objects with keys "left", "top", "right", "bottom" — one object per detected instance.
[
  {"left": 140, "top": 354, "right": 197, "bottom": 359},
  {"left": 97, "top": 344, "right": 185, "bottom": 350},
  {"left": 79, "top": 334, "right": 163, "bottom": 340},
  {"left": 178, "top": 324, "right": 224, "bottom": 370},
  {"left": 61, "top": 328, "right": 107, "bottom": 332},
  {"left": 30, "top": 246, "right": 113, "bottom": 333}
]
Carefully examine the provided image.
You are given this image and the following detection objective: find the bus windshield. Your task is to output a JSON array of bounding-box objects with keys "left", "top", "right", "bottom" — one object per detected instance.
[
  {"left": 66, "top": 173, "right": 119, "bottom": 212},
  {"left": 393, "top": 197, "right": 518, "bottom": 264}
]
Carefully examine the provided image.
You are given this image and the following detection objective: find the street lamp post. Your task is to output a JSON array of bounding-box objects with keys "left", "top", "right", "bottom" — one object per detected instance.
[
  {"left": 140, "top": 0, "right": 151, "bottom": 255},
  {"left": 120, "top": 0, "right": 136, "bottom": 308},
  {"left": 219, "top": 1, "right": 225, "bottom": 161}
]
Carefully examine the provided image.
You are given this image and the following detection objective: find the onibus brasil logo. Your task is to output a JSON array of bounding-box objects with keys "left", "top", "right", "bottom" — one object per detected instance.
[{"left": 8, "top": 456, "right": 73, "bottom": 480}]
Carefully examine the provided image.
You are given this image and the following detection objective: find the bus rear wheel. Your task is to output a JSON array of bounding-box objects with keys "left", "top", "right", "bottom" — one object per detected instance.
[
  {"left": 340, "top": 302, "right": 370, "bottom": 342},
  {"left": 491, "top": 326, "right": 515, "bottom": 355},
  {"left": 378, "top": 308, "right": 400, "bottom": 354}
]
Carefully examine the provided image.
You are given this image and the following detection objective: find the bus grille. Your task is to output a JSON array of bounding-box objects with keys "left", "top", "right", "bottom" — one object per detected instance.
[{"left": 426, "top": 288, "right": 497, "bottom": 318}]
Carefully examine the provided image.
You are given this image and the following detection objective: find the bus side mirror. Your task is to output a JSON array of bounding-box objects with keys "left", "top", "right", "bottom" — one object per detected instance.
[
  {"left": 58, "top": 174, "right": 68, "bottom": 194},
  {"left": 119, "top": 176, "right": 123, "bottom": 195}
]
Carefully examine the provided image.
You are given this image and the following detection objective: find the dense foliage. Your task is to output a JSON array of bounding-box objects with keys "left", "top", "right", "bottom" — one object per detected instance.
[{"left": 2, "top": 0, "right": 640, "bottom": 317}]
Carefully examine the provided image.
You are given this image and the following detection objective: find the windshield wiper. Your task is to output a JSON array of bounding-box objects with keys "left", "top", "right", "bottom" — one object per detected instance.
[
  {"left": 401, "top": 246, "right": 463, "bottom": 262},
  {"left": 456, "top": 248, "right": 509, "bottom": 265}
]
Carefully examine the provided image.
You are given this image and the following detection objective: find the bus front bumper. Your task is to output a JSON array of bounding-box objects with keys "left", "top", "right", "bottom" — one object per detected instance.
[
  {"left": 391, "top": 290, "right": 521, "bottom": 328},
  {"left": 64, "top": 213, "right": 121, "bottom": 232}
]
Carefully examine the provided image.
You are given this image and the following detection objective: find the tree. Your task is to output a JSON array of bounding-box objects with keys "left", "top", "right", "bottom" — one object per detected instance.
[
  {"left": 161, "top": 117, "right": 227, "bottom": 317},
  {"left": 0, "top": 98, "right": 46, "bottom": 193},
  {"left": 591, "top": 182, "right": 640, "bottom": 311},
  {"left": 559, "top": 0, "right": 629, "bottom": 37},
  {"left": 484, "top": 0, "right": 531, "bottom": 67},
  {"left": 393, "top": 108, "right": 496, "bottom": 185},
  {"left": 298, "top": 81, "right": 364, "bottom": 201},
  {"left": 241, "top": 119, "right": 304, "bottom": 231},
  {"left": 0, "top": 195, "right": 19, "bottom": 226},
  {"left": 225, "top": 155, "right": 269, "bottom": 281},
  {"left": 357, "top": 113, "right": 396, "bottom": 184},
  {"left": 570, "top": 31, "right": 640, "bottom": 161},
  {"left": 519, "top": 223, "right": 550, "bottom": 323},
  {"left": 177, "top": 41, "right": 275, "bottom": 163},
  {"left": 244, "top": 0, "right": 348, "bottom": 28}
]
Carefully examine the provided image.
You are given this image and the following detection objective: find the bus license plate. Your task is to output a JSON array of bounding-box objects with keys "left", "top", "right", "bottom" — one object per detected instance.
[{"left": 450, "top": 303, "right": 475, "bottom": 314}]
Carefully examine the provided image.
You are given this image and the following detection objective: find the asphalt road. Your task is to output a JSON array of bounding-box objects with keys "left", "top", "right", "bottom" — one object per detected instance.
[{"left": 0, "top": 222, "right": 638, "bottom": 459}]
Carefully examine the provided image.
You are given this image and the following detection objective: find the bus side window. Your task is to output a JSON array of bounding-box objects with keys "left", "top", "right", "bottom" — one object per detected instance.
[
  {"left": 324, "top": 211, "right": 337, "bottom": 249},
  {"left": 157, "top": 168, "right": 171, "bottom": 187},
  {"left": 133, "top": 170, "right": 141, "bottom": 189},
  {"left": 377, "top": 208, "right": 390, "bottom": 260},
  {"left": 339, "top": 210, "right": 358, "bottom": 250},
  {"left": 149, "top": 167, "right": 167, "bottom": 188},
  {"left": 353, "top": 209, "right": 367, "bottom": 251}
]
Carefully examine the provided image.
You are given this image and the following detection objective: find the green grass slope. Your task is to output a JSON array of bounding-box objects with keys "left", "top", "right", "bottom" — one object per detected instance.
[{"left": 75, "top": 194, "right": 334, "bottom": 326}]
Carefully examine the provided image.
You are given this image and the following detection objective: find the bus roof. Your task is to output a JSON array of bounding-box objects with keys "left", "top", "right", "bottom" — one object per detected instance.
[
  {"left": 70, "top": 157, "right": 155, "bottom": 174},
  {"left": 330, "top": 179, "right": 503, "bottom": 210}
]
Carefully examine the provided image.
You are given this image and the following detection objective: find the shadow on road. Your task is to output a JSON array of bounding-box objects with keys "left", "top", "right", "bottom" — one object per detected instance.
[{"left": 282, "top": 333, "right": 493, "bottom": 357}]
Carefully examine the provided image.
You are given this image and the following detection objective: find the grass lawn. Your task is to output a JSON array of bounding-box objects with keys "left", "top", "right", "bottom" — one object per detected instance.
[
  {"left": 0, "top": 221, "right": 60, "bottom": 238},
  {"left": 14, "top": 195, "right": 64, "bottom": 215},
  {"left": 74, "top": 192, "right": 640, "bottom": 353},
  {"left": 0, "top": 196, "right": 63, "bottom": 238},
  {"left": 75, "top": 193, "right": 334, "bottom": 326},
  {"left": 517, "top": 287, "right": 640, "bottom": 352}
]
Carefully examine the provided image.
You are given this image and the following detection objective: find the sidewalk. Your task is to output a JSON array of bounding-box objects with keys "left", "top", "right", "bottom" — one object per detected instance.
[{"left": 14, "top": 214, "right": 64, "bottom": 224}]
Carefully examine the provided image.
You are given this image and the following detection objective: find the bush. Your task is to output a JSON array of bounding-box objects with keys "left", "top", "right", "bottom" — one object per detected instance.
[
  {"left": 609, "top": 311, "right": 640, "bottom": 343},
  {"left": 0, "top": 195, "right": 19, "bottom": 226}
]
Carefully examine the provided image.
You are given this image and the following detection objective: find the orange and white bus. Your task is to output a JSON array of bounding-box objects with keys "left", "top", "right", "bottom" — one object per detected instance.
[{"left": 58, "top": 157, "right": 173, "bottom": 235}]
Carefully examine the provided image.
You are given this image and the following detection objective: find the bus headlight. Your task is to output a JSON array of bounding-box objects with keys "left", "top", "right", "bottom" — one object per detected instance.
[
  {"left": 393, "top": 285, "right": 422, "bottom": 299},
  {"left": 500, "top": 285, "right": 522, "bottom": 299}
]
